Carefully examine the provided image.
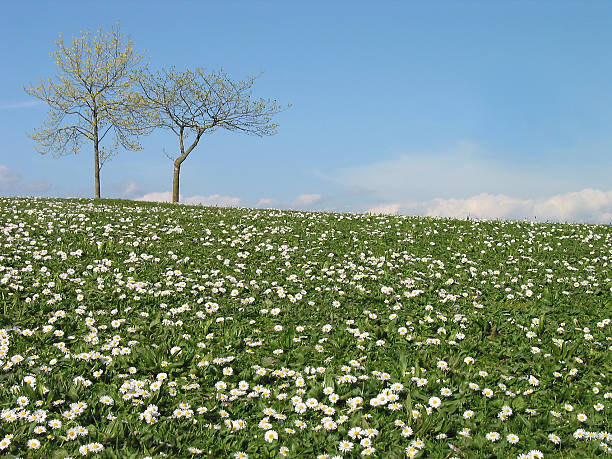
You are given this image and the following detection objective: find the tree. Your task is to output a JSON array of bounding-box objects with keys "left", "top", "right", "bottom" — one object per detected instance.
[
  {"left": 24, "top": 23, "right": 152, "bottom": 198},
  {"left": 139, "top": 68, "right": 288, "bottom": 203}
]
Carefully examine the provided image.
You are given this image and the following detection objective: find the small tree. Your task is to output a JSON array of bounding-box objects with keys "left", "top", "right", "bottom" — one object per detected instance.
[
  {"left": 24, "top": 23, "right": 152, "bottom": 198},
  {"left": 139, "top": 68, "right": 288, "bottom": 203}
]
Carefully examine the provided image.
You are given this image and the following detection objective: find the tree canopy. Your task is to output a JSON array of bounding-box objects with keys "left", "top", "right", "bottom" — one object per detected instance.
[{"left": 24, "top": 23, "right": 152, "bottom": 198}]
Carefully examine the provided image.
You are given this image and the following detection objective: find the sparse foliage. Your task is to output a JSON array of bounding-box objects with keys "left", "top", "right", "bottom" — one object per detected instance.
[
  {"left": 139, "top": 68, "right": 288, "bottom": 202},
  {"left": 24, "top": 23, "right": 152, "bottom": 198}
]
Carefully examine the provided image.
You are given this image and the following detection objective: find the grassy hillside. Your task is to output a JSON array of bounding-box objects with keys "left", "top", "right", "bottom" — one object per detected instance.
[{"left": 0, "top": 197, "right": 610, "bottom": 458}]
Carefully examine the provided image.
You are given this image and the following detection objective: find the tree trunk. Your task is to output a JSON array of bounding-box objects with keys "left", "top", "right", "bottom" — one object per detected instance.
[
  {"left": 171, "top": 128, "right": 201, "bottom": 203},
  {"left": 172, "top": 161, "right": 181, "bottom": 203},
  {"left": 94, "top": 136, "right": 101, "bottom": 199}
]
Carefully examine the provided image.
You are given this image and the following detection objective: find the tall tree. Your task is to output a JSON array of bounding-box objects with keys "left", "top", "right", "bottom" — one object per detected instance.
[
  {"left": 24, "top": 23, "right": 151, "bottom": 198},
  {"left": 139, "top": 68, "right": 288, "bottom": 203}
]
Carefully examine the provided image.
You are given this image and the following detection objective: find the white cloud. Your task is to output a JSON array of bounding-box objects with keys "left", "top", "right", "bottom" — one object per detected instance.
[
  {"left": 293, "top": 193, "right": 323, "bottom": 207},
  {"left": 335, "top": 142, "right": 612, "bottom": 201},
  {"left": 367, "top": 188, "right": 612, "bottom": 223},
  {"left": 532, "top": 189, "right": 612, "bottom": 223},
  {"left": 256, "top": 198, "right": 279, "bottom": 207},
  {"left": 0, "top": 165, "right": 51, "bottom": 194},
  {"left": 183, "top": 194, "right": 241, "bottom": 207},
  {"left": 367, "top": 203, "right": 402, "bottom": 215},
  {"left": 135, "top": 191, "right": 240, "bottom": 207},
  {"left": 136, "top": 191, "right": 176, "bottom": 202},
  {"left": 0, "top": 165, "right": 20, "bottom": 185},
  {"left": 121, "top": 181, "right": 140, "bottom": 198},
  {"left": 0, "top": 100, "right": 40, "bottom": 110},
  {"left": 24, "top": 179, "right": 52, "bottom": 193}
]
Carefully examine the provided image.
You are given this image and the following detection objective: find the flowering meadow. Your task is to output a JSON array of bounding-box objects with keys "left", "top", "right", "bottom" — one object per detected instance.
[{"left": 0, "top": 197, "right": 610, "bottom": 458}]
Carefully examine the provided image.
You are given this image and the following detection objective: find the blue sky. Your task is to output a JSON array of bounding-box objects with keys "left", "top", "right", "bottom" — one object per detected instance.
[{"left": 1, "top": 0, "right": 611, "bottom": 222}]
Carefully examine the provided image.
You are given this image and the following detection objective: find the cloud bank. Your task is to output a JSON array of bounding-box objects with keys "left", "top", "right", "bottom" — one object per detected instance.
[
  {"left": 368, "top": 188, "right": 612, "bottom": 223},
  {"left": 0, "top": 165, "right": 20, "bottom": 187},
  {"left": 184, "top": 194, "right": 241, "bottom": 207},
  {"left": 252, "top": 194, "right": 326, "bottom": 210},
  {"left": 0, "top": 100, "right": 40, "bottom": 110},
  {"left": 331, "top": 142, "right": 612, "bottom": 223},
  {"left": 121, "top": 181, "right": 140, "bottom": 198},
  {"left": 135, "top": 191, "right": 241, "bottom": 207},
  {"left": 334, "top": 143, "right": 612, "bottom": 202},
  {"left": 0, "top": 164, "right": 51, "bottom": 194},
  {"left": 136, "top": 191, "right": 176, "bottom": 203},
  {"left": 292, "top": 193, "right": 323, "bottom": 207},
  {"left": 256, "top": 198, "right": 280, "bottom": 208}
]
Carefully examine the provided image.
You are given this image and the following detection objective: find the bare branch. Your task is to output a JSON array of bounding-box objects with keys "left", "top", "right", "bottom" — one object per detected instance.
[{"left": 139, "top": 66, "right": 289, "bottom": 202}]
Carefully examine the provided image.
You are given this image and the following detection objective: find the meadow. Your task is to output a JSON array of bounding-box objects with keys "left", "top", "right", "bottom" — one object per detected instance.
[{"left": 0, "top": 197, "right": 609, "bottom": 458}]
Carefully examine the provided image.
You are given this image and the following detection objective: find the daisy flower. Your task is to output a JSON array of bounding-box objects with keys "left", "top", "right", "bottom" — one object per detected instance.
[
  {"left": 548, "top": 433, "right": 561, "bottom": 444},
  {"left": 27, "top": 439, "right": 41, "bottom": 449},
  {"left": 264, "top": 430, "right": 278, "bottom": 443},
  {"left": 506, "top": 433, "right": 519, "bottom": 444},
  {"left": 428, "top": 396, "right": 442, "bottom": 408}
]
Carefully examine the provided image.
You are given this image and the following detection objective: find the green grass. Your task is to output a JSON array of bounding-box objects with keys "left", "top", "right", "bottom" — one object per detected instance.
[{"left": 0, "top": 197, "right": 610, "bottom": 458}]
